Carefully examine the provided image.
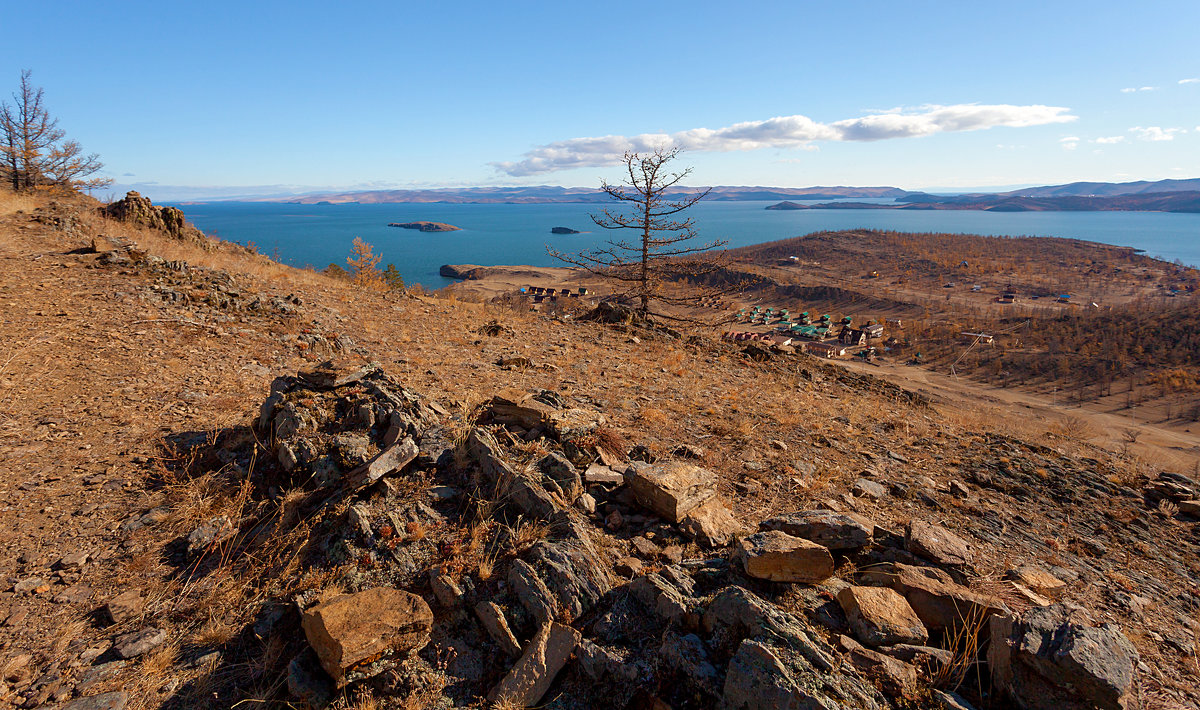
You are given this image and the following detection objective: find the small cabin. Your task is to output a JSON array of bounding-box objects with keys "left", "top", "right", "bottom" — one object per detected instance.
[
  {"left": 839, "top": 328, "right": 868, "bottom": 346},
  {"left": 863, "top": 323, "right": 885, "bottom": 339}
]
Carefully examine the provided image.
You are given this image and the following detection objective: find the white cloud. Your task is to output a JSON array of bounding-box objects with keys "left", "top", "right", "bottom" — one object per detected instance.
[
  {"left": 493, "top": 104, "right": 1078, "bottom": 176},
  {"left": 1059, "top": 136, "right": 1080, "bottom": 150},
  {"left": 1093, "top": 136, "right": 1126, "bottom": 144},
  {"left": 1130, "top": 126, "right": 1185, "bottom": 141},
  {"left": 1180, "top": 78, "right": 1200, "bottom": 84},
  {"left": 1121, "top": 86, "right": 1158, "bottom": 93}
]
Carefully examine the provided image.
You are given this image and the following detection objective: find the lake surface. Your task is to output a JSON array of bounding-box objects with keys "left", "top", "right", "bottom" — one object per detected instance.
[{"left": 178, "top": 201, "right": 1200, "bottom": 289}]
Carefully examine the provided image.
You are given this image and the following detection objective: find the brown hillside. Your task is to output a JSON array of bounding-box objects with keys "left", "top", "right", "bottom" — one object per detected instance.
[{"left": 0, "top": 192, "right": 1197, "bottom": 709}]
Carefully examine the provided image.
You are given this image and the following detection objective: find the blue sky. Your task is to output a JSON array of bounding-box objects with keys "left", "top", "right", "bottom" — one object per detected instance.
[{"left": 3, "top": 0, "right": 1197, "bottom": 199}]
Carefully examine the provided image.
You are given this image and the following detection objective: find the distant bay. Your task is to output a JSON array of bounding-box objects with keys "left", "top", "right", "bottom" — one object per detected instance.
[{"left": 178, "top": 201, "right": 1200, "bottom": 289}]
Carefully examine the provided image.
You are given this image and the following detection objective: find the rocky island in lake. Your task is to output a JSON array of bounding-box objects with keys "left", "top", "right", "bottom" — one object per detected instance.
[
  {"left": 388, "top": 221, "right": 461, "bottom": 232},
  {"left": 551, "top": 226, "right": 581, "bottom": 234}
]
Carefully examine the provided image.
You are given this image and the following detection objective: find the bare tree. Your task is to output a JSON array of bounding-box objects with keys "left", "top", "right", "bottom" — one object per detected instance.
[
  {"left": 1, "top": 70, "right": 109, "bottom": 192},
  {"left": 549, "top": 146, "right": 741, "bottom": 321}
]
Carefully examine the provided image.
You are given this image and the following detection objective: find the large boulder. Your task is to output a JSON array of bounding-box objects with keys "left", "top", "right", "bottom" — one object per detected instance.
[
  {"left": 759, "top": 510, "right": 874, "bottom": 551},
  {"left": 625, "top": 461, "right": 718, "bottom": 523},
  {"left": 102, "top": 191, "right": 207, "bottom": 243},
  {"left": 837, "top": 585, "right": 928, "bottom": 647},
  {"left": 508, "top": 536, "right": 613, "bottom": 625},
  {"left": 719, "top": 638, "right": 886, "bottom": 710},
  {"left": 857, "top": 562, "right": 1008, "bottom": 632},
  {"left": 989, "top": 604, "right": 1139, "bottom": 710},
  {"left": 735, "top": 530, "right": 835, "bottom": 583},
  {"left": 300, "top": 588, "right": 433, "bottom": 685}
]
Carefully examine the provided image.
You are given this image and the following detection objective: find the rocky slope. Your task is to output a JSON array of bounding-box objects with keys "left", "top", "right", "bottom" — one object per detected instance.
[{"left": 0, "top": 191, "right": 1197, "bottom": 710}]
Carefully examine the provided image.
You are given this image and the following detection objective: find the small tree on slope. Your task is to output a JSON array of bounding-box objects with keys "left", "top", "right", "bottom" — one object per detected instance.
[
  {"left": 549, "top": 146, "right": 741, "bottom": 322},
  {"left": 1, "top": 70, "right": 108, "bottom": 192}
]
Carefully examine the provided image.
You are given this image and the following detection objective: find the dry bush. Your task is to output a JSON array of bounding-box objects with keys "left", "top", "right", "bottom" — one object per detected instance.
[{"left": 1049, "top": 414, "right": 1098, "bottom": 441}]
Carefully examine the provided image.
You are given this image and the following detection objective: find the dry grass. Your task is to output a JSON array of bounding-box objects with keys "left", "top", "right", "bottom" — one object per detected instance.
[
  {"left": 77, "top": 202, "right": 331, "bottom": 289},
  {"left": 931, "top": 605, "right": 991, "bottom": 694},
  {"left": 511, "top": 516, "right": 551, "bottom": 550},
  {"left": 0, "top": 189, "right": 40, "bottom": 217},
  {"left": 347, "top": 688, "right": 380, "bottom": 710},
  {"left": 191, "top": 615, "right": 236, "bottom": 647},
  {"left": 140, "top": 641, "right": 180, "bottom": 678}
]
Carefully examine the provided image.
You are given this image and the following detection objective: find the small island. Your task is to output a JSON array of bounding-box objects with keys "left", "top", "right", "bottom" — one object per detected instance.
[
  {"left": 551, "top": 226, "right": 581, "bottom": 234},
  {"left": 764, "top": 201, "right": 805, "bottom": 210},
  {"left": 388, "top": 221, "right": 461, "bottom": 232}
]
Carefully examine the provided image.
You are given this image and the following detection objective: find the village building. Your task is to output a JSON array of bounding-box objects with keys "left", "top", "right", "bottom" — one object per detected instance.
[
  {"left": 804, "top": 341, "right": 850, "bottom": 358},
  {"left": 839, "top": 328, "right": 867, "bottom": 346}
]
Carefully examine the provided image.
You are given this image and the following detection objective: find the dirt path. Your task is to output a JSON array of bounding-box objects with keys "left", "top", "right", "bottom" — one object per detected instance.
[{"left": 833, "top": 355, "right": 1200, "bottom": 468}]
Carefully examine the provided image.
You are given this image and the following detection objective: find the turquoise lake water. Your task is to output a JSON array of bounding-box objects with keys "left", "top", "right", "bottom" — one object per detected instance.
[{"left": 178, "top": 201, "right": 1200, "bottom": 289}]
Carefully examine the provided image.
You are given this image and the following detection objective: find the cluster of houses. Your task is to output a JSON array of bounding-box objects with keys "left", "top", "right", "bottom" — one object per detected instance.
[
  {"left": 725, "top": 307, "right": 887, "bottom": 358},
  {"left": 520, "top": 285, "right": 589, "bottom": 304}
]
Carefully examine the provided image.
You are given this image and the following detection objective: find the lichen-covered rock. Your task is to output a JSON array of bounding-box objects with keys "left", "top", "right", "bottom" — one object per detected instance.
[
  {"left": 468, "top": 427, "right": 560, "bottom": 520},
  {"left": 508, "top": 535, "right": 613, "bottom": 625},
  {"left": 989, "top": 604, "right": 1139, "bottom": 710},
  {"left": 629, "top": 572, "right": 695, "bottom": 625},
  {"left": 719, "top": 638, "right": 886, "bottom": 710},
  {"left": 255, "top": 364, "right": 440, "bottom": 491}
]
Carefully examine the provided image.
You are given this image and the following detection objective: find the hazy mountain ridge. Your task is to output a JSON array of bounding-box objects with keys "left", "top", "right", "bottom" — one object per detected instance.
[
  {"left": 254, "top": 185, "right": 913, "bottom": 204},
  {"left": 237, "top": 178, "right": 1200, "bottom": 205},
  {"left": 1000, "top": 177, "right": 1200, "bottom": 198},
  {"left": 771, "top": 189, "right": 1200, "bottom": 213}
]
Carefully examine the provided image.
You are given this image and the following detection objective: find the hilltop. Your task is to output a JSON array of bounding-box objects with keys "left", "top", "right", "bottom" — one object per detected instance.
[{"left": 0, "top": 191, "right": 1198, "bottom": 710}]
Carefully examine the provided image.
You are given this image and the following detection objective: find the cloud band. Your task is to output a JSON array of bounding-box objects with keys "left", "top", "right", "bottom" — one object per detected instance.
[{"left": 493, "top": 103, "right": 1077, "bottom": 175}]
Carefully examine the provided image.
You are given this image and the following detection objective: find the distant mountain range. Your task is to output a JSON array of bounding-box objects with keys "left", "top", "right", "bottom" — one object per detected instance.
[
  {"left": 178, "top": 177, "right": 1200, "bottom": 208},
  {"left": 259, "top": 185, "right": 910, "bottom": 205},
  {"left": 998, "top": 177, "right": 1200, "bottom": 198},
  {"left": 769, "top": 190, "right": 1200, "bottom": 213}
]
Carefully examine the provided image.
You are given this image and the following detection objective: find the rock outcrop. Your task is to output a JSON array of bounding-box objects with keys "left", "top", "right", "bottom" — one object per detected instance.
[
  {"left": 101, "top": 191, "right": 210, "bottom": 246},
  {"left": 989, "top": 604, "right": 1139, "bottom": 710}
]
